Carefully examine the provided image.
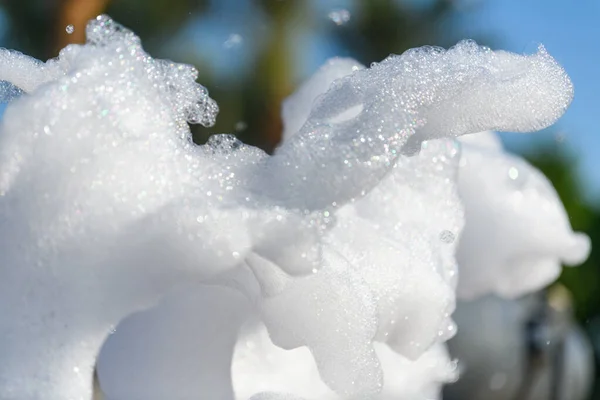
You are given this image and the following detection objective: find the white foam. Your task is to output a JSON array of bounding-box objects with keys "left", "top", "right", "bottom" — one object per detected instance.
[
  {"left": 233, "top": 323, "right": 457, "bottom": 400},
  {"left": 456, "top": 131, "right": 590, "bottom": 299},
  {"left": 0, "top": 14, "right": 580, "bottom": 399},
  {"left": 327, "top": 139, "right": 463, "bottom": 361},
  {"left": 269, "top": 43, "right": 575, "bottom": 396},
  {"left": 248, "top": 248, "right": 382, "bottom": 398},
  {"left": 97, "top": 284, "right": 251, "bottom": 400},
  {"left": 264, "top": 41, "right": 573, "bottom": 211},
  {"left": 0, "top": 16, "right": 319, "bottom": 399},
  {"left": 281, "top": 57, "right": 365, "bottom": 142}
]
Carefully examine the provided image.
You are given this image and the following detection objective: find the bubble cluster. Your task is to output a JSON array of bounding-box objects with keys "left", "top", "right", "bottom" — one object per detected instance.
[
  {"left": 0, "top": 80, "right": 23, "bottom": 103},
  {"left": 0, "top": 15, "right": 316, "bottom": 399},
  {"left": 0, "top": 15, "right": 583, "bottom": 400},
  {"left": 328, "top": 9, "right": 351, "bottom": 26},
  {"left": 265, "top": 40, "right": 573, "bottom": 211}
]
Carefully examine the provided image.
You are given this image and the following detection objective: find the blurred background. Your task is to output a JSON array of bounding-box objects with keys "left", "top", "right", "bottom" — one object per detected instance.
[{"left": 0, "top": 0, "right": 599, "bottom": 399}]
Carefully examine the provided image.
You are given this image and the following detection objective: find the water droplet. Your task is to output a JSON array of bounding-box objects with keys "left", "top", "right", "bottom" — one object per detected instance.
[
  {"left": 508, "top": 166, "right": 519, "bottom": 180},
  {"left": 328, "top": 9, "right": 351, "bottom": 25},
  {"left": 224, "top": 33, "right": 243, "bottom": 49},
  {"left": 66, "top": 25, "right": 74, "bottom": 34},
  {"left": 234, "top": 121, "right": 247, "bottom": 132},
  {"left": 439, "top": 230, "right": 455, "bottom": 244}
]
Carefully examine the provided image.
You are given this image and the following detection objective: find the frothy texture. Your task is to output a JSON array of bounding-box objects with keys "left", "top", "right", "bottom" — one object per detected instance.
[
  {"left": 456, "top": 131, "right": 590, "bottom": 299},
  {"left": 0, "top": 15, "right": 581, "bottom": 400}
]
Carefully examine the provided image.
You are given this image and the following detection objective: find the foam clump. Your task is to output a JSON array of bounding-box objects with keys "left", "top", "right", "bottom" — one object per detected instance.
[
  {"left": 97, "top": 306, "right": 457, "bottom": 400},
  {"left": 234, "top": 325, "right": 458, "bottom": 400},
  {"left": 324, "top": 138, "right": 461, "bottom": 362},
  {"left": 270, "top": 58, "right": 465, "bottom": 397},
  {"left": 262, "top": 41, "right": 573, "bottom": 210},
  {"left": 97, "top": 284, "right": 250, "bottom": 400},
  {"left": 257, "top": 44, "right": 574, "bottom": 397},
  {"left": 0, "top": 14, "right": 580, "bottom": 400},
  {"left": 0, "top": 15, "right": 321, "bottom": 399},
  {"left": 248, "top": 249, "right": 382, "bottom": 398},
  {"left": 456, "top": 131, "right": 590, "bottom": 299},
  {"left": 0, "top": 49, "right": 63, "bottom": 93},
  {"left": 0, "top": 80, "right": 23, "bottom": 103}
]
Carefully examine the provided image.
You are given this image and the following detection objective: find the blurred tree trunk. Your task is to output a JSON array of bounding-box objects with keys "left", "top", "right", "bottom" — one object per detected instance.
[
  {"left": 54, "top": 0, "right": 111, "bottom": 53},
  {"left": 251, "top": 0, "right": 307, "bottom": 151},
  {"left": 259, "top": 11, "right": 293, "bottom": 151},
  {"left": 93, "top": 370, "right": 105, "bottom": 400}
]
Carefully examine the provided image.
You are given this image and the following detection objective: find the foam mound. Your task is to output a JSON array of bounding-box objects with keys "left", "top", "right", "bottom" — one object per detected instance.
[
  {"left": 0, "top": 15, "right": 580, "bottom": 400},
  {"left": 456, "top": 131, "right": 590, "bottom": 299}
]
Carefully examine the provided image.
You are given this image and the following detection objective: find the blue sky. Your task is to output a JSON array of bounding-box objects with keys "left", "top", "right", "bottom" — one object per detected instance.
[{"left": 462, "top": 0, "right": 600, "bottom": 199}]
